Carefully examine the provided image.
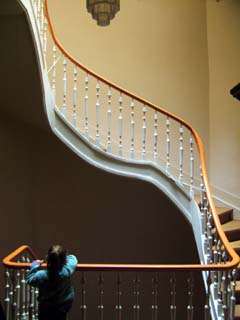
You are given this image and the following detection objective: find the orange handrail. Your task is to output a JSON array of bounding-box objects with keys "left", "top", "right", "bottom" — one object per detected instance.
[
  {"left": 2, "top": 244, "right": 238, "bottom": 271},
  {"left": 35, "top": 1, "right": 239, "bottom": 270}
]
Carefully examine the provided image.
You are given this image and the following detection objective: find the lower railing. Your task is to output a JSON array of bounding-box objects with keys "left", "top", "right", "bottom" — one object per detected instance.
[{"left": 2, "top": 245, "right": 239, "bottom": 320}]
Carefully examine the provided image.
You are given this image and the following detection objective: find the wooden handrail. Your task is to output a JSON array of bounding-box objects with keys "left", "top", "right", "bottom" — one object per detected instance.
[
  {"left": 41, "top": 1, "right": 240, "bottom": 269},
  {"left": 2, "top": 245, "right": 239, "bottom": 271}
]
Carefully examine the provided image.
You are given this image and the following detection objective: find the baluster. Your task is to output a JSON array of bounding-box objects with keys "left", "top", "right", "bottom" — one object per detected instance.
[
  {"left": 40, "top": 1, "right": 44, "bottom": 42},
  {"left": 43, "top": 17, "right": 48, "bottom": 61},
  {"left": 84, "top": 74, "right": 89, "bottom": 138},
  {"left": 133, "top": 273, "right": 140, "bottom": 320},
  {"left": 80, "top": 272, "right": 87, "bottom": 320},
  {"left": 34, "top": 287, "right": 39, "bottom": 319},
  {"left": 142, "top": 105, "right": 147, "bottom": 160},
  {"left": 33, "top": 0, "right": 37, "bottom": 16},
  {"left": 189, "top": 134, "right": 194, "bottom": 196},
  {"left": 227, "top": 270, "right": 232, "bottom": 313},
  {"left": 72, "top": 66, "right": 78, "bottom": 127},
  {"left": 166, "top": 117, "right": 170, "bottom": 174},
  {"left": 30, "top": 286, "right": 36, "bottom": 320},
  {"left": 170, "top": 272, "right": 176, "bottom": 320},
  {"left": 15, "top": 270, "right": 21, "bottom": 320},
  {"left": 4, "top": 269, "right": 10, "bottom": 320},
  {"left": 115, "top": 273, "right": 122, "bottom": 320},
  {"left": 203, "top": 200, "right": 209, "bottom": 255},
  {"left": 37, "top": 0, "right": 41, "bottom": 31},
  {"left": 153, "top": 111, "right": 158, "bottom": 163},
  {"left": 187, "top": 273, "right": 194, "bottom": 320},
  {"left": 130, "top": 99, "right": 135, "bottom": 159},
  {"left": 204, "top": 273, "right": 211, "bottom": 320},
  {"left": 206, "top": 211, "right": 213, "bottom": 263},
  {"left": 230, "top": 269, "right": 238, "bottom": 320},
  {"left": 200, "top": 169, "right": 206, "bottom": 234},
  {"left": 217, "top": 291, "right": 223, "bottom": 318},
  {"left": 179, "top": 125, "right": 184, "bottom": 184},
  {"left": 118, "top": 93, "right": 123, "bottom": 157},
  {"left": 107, "top": 87, "right": 112, "bottom": 153},
  {"left": 151, "top": 273, "right": 159, "bottom": 320},
  {"left": 222, "top": 255, "right": 229, "bottom": 319},
  {"left": 62, "top": 58, "right": 67, "bottom": 116},
  {"left": 213, "top": 250, "right": 219, "bottom": 299},
  {"left": 98, "top": 272, "right": 104, "bottom": 320},
  {"left": 95, "top": 81, "right": 100, "bottom": 146},
  {"left": 11, "top": 270, "right": 17, "bottom": 320},
  {"left": 52, "top": 45, "right": 57, "bottom": 103},
  {"left": 26, "top": 257, "right": 31, "bottom": 319},
  {"left": 20, "top": 265, "right": 26, "bottom": 320}
]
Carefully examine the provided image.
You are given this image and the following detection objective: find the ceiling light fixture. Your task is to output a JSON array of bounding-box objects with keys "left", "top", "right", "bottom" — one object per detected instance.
[{"left": 87, "top": 0, "right": 120, "bottom": 26}]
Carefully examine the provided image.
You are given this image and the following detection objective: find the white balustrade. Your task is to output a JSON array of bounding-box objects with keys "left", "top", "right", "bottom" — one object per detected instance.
[
  {"left": 130, "top": 99, "right": 135, "bottom": 159},
  {"left": 107, "top": 87, "right": 112, "bottom": 153},
  {"left": 142, "top": 105, "right": 147, "bottom": 160},
  {"left": 118, "top": 93, "right": 123, "bottom": 157},
  {"left": 189, "top": 134, "right": 194, "bottom": 196},
  {"left": 62, "top": 58, "right": 67, "bottom": 116},
  {"left": 96, "top": 81, "right": 100, "bottom": 146},
  {"left": 84, "top": 74, "right": 89, "bottom": 138},
  {"left": 153, "top": 111, "right": 158, "bottom": 163},
  {"left": 72, "top": 66, "right": 78, "bottom": 127},
  {"left": 179, "top": 125, "right": 184, "bottom": 184},
  {"left": 166, "top": 117, "right": 170, "bottom": 174}
]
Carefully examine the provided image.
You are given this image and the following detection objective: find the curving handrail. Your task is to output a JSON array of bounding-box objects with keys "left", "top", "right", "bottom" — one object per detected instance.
[
  {"left": 1, "top": 245, "right": 238, "bottom": 271},
  {"left": 43, "top": 0, "right": 239, "bottom": 270}
]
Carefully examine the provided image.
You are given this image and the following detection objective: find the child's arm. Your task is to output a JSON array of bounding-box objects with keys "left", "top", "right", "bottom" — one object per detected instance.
[
  {"left": 62, "top": 255, "right": 78, "bottom": 277},
  {"left": 27, "top": 260, "right": 46, "bottom": 286}
]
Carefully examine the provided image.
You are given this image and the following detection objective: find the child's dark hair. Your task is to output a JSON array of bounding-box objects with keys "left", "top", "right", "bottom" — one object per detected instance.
[{"left": 47, "top": 245, "right": 67, "bottom": 280}]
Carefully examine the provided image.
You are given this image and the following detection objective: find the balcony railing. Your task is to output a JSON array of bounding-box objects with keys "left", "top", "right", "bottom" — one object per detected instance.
[{"left": 3, "top": 245, "right": 239, "bottom": 320}]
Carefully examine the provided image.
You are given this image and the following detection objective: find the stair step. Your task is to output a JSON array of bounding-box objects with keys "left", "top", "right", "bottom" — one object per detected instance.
[
  {"left": 235, "top": 304, "right": 240, "bottom": 319},
  {"left": 231, "top": 241, "right": 240, "bottom": 255},
  {"left": 216, "top": 207, "right": 233, "bottom": 224},
  {"left": 194, "top": 196, "right": 233, "bottom": 224},
  {"left": 221, "top": 220, "right": 240, "bottom": 242},
  {"left": 236, "top": 281, "right": 240, "bottom": 304}
]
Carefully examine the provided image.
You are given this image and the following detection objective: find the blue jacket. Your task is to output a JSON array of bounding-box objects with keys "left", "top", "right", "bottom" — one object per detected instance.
[{"left": 27, "top": 255, "right": 78, "bottom": 309}]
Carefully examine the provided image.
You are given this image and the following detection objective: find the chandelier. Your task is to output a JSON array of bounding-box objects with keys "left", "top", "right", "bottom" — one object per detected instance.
[{"left": 87, "top": 0, "right": 120, "bottom": 26}]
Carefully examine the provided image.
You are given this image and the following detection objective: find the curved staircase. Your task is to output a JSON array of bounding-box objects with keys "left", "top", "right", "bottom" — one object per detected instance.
[{"left": 2, "top": 0, "right": 240, "bottom": 319}]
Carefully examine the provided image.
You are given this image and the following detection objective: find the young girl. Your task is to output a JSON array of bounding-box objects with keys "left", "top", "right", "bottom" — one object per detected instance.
[{"left": 27, "top": 245, "right": 78, "bottom": 320}]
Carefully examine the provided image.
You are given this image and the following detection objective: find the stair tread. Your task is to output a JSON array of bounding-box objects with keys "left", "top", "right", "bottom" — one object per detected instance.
[
  {"left": 231, "top": 240, "right": 240, "bottom": 249},
  {"left": 194, "top": 196, "right": 232, "bottom": 218},
  {"left": 221, "top": 220, "right": 240, "bottom": 232},
  {"left": 216, "top": 207, "right": 233, "bottom": 215},
  {"left": 235, "top": 304, "right": 240, "bottom": 317},
  {"left": 236, "top": 281, "right": 240, "bottom": 291}
]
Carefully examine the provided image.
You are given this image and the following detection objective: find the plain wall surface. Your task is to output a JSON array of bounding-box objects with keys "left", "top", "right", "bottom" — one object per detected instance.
[{"left": 207, "top": 0, "right": 240, "bottom": 207}]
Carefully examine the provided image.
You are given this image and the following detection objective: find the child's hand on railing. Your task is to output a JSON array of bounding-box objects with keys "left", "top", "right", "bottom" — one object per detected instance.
[{"left": 31, "top": 260, "right": 44, "bottom": 266}]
